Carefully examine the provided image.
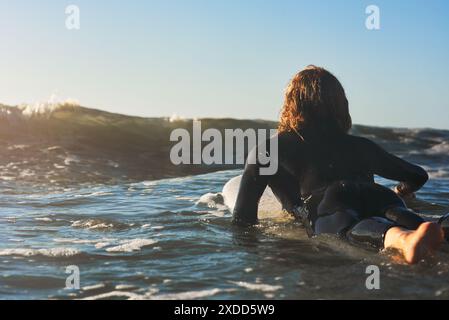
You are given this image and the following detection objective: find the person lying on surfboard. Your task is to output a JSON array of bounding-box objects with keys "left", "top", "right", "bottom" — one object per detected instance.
[{"left": 232, "top": 65, "right": 449, "bottom": 264}]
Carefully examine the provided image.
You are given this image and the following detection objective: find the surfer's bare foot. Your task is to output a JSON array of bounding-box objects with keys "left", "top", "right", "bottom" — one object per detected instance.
[{"left": 384, "top": 222, "right": 444, "bottom": 264}]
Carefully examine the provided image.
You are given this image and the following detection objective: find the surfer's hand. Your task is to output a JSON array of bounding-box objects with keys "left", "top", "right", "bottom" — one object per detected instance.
[{"left": 393, "top": 186, "right": 416, "bottom": 199}]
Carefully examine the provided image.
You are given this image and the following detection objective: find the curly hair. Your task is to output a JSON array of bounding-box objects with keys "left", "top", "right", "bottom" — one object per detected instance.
[{"left": 278, "top": 65, "right": 352, "bottom": 135}]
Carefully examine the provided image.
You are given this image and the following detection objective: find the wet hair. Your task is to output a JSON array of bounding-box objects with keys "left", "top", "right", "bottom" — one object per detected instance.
[{"left": 278, "top": 65, "right": 352, "bottom": 135}]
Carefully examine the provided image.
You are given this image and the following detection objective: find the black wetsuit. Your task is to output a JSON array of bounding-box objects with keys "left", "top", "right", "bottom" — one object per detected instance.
[{"left": 232, "top": 129, "right": 429, "bottom": 249}]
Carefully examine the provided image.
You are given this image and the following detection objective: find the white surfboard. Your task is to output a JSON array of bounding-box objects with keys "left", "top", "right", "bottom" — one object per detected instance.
[{"left": 222, "top": 175, "right": 285, "bottom": 219}]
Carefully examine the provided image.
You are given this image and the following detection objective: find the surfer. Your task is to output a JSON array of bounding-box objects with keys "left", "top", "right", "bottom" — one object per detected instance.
[{"left": 232, "top": 65, "right": 448, "bottom": 264}]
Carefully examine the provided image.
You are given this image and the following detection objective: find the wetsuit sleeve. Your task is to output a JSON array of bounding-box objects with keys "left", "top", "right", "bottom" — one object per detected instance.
[
  {"left": 364, "top": 139, "right": 428, "bottom": 194},
  {"left": 232, "top": 147, "right": 269, "bottom": 225}
]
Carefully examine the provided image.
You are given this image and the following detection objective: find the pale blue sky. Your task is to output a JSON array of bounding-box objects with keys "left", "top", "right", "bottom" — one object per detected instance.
[{"left": 1, "top": 0, "right": 448, "bottom": 128}]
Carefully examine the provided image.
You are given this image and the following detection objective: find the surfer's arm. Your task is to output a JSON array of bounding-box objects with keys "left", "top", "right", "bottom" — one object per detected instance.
[
  {"left": 232, "top": 148, "right": 269, "bottom": 225},
  {"left": 365, "top": 139, "right": 428, "bottom": 195}
]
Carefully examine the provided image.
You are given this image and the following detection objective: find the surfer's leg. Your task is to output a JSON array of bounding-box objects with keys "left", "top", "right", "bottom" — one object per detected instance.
[
  {"left": 357, "top": 182, "right": 406, "bottom": 218},
  {"left": 384, "top": 206, "right": 425, "bottom": 230},
  {"left": 314, "top": 210, "right": 359, "bottom": 236},
  {"left": 346, "top": 217, "right": 396, "bottom": 249},
  {"left": 315, "top": 182, "right": 444, "bottom": 263},
  {"left": 345, "top": 216, "right": 444, "bottom": 264},
  {"left": 356, "top": 184, "right": 444, "bottom": 263},
  {"left": 381, "top": 198, "right": 449, "bottom": 242},
  {"left": 358, "top": 182, "right": 430, "bottom": 230},
  {"left": 314, "top": 181, "right": 363, "bottom": 236}
]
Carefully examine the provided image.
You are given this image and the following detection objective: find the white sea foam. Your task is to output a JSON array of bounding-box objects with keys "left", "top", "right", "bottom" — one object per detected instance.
[
  {"left": 20, "top": 95, "right": 79, "bottom": 116},
  {"left": 82, "top": 283, "right": 106, "bottom": 291},
  {"left": 19, "top": 169, "right": 35, "bottom": 178},
  {"left": 424, "top": 141, "right": 449, "bottom": 155},
  {"left": 71, "top": 219, "right": 115, "bottom": 230},
  {"left": 95, "top": 242, "right": 111, "bottom": 249},
  {"left": 197, "top": 193, "right": 224, "bottom": 206},
  {"left": 0, "top": 95, "right": 80, "bottom": 120},
  {"left": 64, "top": 155, "right": 81, "bottom": 165},
  {"left": 105, "top": 239, "right": 158, "bottom": 253},
  {"left": 54, "top": 237, "right": 157, "bottom": 252},
  {"left": 168, "top": 114, "right": 187, "bottom": 123},
  {"left": 0, "top": 176, "right": 15, "bottom": 181},
  {"left": 229, "top": 281, "right": 283, "bottom": 292},
  {"left": 3, "top": 216, "right": 18, "bottom": 223},
  {"left": 422, "top": 164, "right": 449, "bottom": 180},
  {"left": 81, "top": 291, "right": 148, "bottom": 300},
  {"left": 34, "top": 217, "right": 53, "bottom": 222},
  {"left": 7, "top": 144, "right": 29, "bottom": 150},
  {"left": 196, "top": 192, "right": 228, "bottom": 211},
  {"left": 428, "top": 169, "right": 449, "bottom": 180},
  {"left": 0, "top": 247, "right": 80, "bottom": 257},
  {"left": 73, "top": 191, "right": 114, "bottom": 198},
  {"left": 175, "top": 196, "right": 195, "bottom": 201},
  {"left": 7, "top": 238, "right": 24, "bottom": 243},
  {"left": 152, "top": 288, "right": 227, "bottom": 300},
  {"left": 81, "top": 288, "right": 232, "bottom": 300},
  {"left": 53, "top": 238, "right": 116, "bottom": 245},
  {"left": 107, "top": 160, "right": 120, "bottom": 168},
  {"left": 115, "top": 284, "right": 138, "bottom": 290}
]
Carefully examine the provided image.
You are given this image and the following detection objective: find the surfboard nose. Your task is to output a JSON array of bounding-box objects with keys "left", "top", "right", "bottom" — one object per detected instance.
[
  {"left": 222, "top": 175, "right": 243, "bottom": 212},
  {"left": 222, "top": 175, "right": 284, "bottom": 218}
]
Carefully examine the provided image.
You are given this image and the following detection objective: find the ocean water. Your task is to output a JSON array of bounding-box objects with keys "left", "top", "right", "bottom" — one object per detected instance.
[{"left": 0, "top": 104, "right": 449, "bottom": 300}]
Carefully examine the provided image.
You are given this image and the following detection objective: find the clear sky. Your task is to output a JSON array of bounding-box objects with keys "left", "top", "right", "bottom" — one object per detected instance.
[{"left": 1, "top": 0, "right": 448, "bottom": 129}]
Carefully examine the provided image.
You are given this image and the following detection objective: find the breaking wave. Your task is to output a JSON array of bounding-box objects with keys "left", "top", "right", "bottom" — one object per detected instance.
[{"left": 0, "top": 101, "right": 448, "bottom": 188}]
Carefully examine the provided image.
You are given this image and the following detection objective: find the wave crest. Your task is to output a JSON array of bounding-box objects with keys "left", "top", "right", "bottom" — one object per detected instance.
[{"left": 1, "top": 96, "right": 80, "bottom": 120}]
